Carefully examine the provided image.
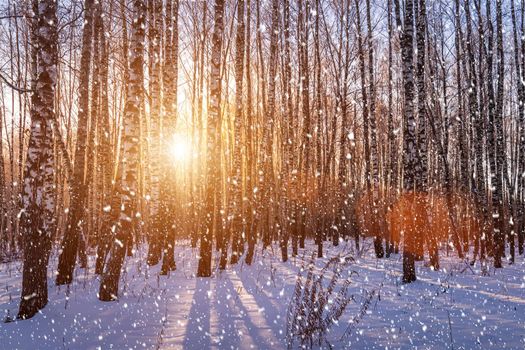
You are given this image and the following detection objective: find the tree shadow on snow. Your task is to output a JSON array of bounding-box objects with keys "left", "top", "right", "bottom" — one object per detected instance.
[
  {"left": 183, "top": 278, "right": 211, "bottom": 349},
  {"left": 215, "top": 273, "right": 282, "bottom": 349}
]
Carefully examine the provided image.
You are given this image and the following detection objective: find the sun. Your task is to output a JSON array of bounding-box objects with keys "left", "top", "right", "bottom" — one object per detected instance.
[{"left": 168, "top": 133, "right": 192, "bottom": 163}]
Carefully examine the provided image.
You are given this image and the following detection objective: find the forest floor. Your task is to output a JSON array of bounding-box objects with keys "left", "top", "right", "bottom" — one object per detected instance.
[{"left": 1, "top": 238, "right": 524, "bottom": 349}]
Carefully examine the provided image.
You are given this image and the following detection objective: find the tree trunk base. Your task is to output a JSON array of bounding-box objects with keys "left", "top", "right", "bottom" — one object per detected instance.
[
  {"left": 18, "top": 239, "right": 50, "bottom": 319},
  {"left": 402, "top": 250, "right": 416, "bottom": 283},
  {"left": 374, "top": 236, "right": 384, "bottom": 258}
]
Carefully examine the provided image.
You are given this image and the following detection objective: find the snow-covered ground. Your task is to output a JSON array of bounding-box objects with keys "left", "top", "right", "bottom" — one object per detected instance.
[{"left": 1, "top": 239, "right": 524, "bottom": 349}]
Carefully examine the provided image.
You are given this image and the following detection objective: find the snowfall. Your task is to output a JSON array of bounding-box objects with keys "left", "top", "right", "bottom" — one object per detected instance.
[{"left": 1, "top": 239, "right": 524, "bottom": 349}]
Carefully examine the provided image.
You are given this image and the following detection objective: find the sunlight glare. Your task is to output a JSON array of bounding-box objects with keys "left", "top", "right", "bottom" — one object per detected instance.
[{"left": 168, "top": 133, "right": 192, "bottom": 164}]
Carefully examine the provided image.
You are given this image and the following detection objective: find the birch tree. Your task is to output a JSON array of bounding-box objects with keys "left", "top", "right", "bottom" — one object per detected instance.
[
  {"left": 229, "top": 0, "right": 245, "bottom": 266},
  {"left": 18, "top": 0, "right": 58, "bottom": 319},
  {"left": 398, "top": 0, "right": 417, "bottom": 284},
  {"left": 56, "top": 0, "right": 95, "bottom": 286},
  {"left": 99, "top": 0, "right": 146, "bottom": 300},
  {"left": 197, "top": 0, "right": 225, "bottom": 277}
]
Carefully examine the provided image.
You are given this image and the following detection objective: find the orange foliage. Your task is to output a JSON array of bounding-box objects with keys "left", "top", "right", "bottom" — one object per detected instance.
[
  {"left": 356, "top": 190, "right": 484, "bottom": 253},
  {"left": 387, "top": 192, "right": 429, "bottom": 246},
  {"left": 355, "top": 189, "right": 389, "bottom": 238},
  {"left": 388, "top": 191, "right": 484, "bottom": 249}
]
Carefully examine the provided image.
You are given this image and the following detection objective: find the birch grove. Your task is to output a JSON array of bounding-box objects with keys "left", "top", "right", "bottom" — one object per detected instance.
[{"left": 0, "top": 0, "right": 525, "bottom": 322}]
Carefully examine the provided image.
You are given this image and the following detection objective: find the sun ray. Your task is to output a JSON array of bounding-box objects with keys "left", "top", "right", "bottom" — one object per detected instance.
[{"left": 168, "top": 133, "right": 192, "bottom": 164}]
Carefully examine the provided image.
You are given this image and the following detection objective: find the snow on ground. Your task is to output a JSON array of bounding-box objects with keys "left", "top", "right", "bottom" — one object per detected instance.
[{"left": 1, "top": 239, "right": 524, "bottom": 349}]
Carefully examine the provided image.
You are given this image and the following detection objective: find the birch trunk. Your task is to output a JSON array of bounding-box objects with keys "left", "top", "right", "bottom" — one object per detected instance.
[
  {"left": 197, "top": 0, "right": 225, "bottom": 277},
  {"left": 146, "top": 0, "right": 164, "bottom": 267},
  {"left": 99, "top": 0, "right": 146, "bottom": 300},
  {"left": 160, "top": 0, "right": 179, "bottom": 274},
  {"left": 56, "top": 0, "right": 94, "bottom": 286},
  {"left": 229, "top": 0, "right": 245, "bottom": 266},
  {"left": 397, "top": 0, "right": 417, "bottom": 283},
  {"left": 18, "top": 0, "right": 58, "bottom": 319}
]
